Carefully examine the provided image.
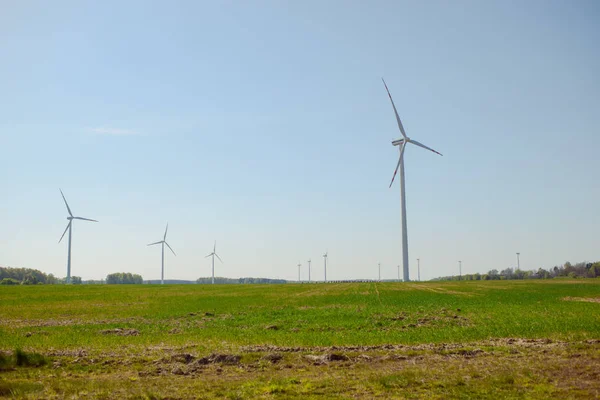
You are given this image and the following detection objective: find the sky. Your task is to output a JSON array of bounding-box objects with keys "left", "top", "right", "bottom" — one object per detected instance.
[{"left": 1, "top": 0, "right": 599, "bottom": 282}]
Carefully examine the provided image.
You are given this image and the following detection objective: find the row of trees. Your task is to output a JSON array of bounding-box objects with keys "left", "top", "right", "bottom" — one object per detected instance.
[
  {"left": 0, "top": 267, "right": 82, "bottom": 285},
  {"left": 106, "top": 272, "right": 143, "bottom": 284},
  {"left": 433, "top": 261, "right": 600, "bottom": 281},
  {"left": 0, "top": 267, "right": 143, "bottom": 285}
]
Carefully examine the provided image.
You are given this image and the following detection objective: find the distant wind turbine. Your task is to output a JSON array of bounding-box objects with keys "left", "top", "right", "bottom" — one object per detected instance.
[
  {"left": 307, "top": 259, "right": 311, "bottom": 282},
  {"left": 382, "top": 78, "right": 442, "bottom": 282},
  {"left": 147, "top": 224, "right": 176, "bottom": 285},
  {"left": 323, "top": 251, "right": 328, "bottom": 282},
  {"left": 378, "top": 262, "right": 381, "bottom": 281},
  {"left": 205, "top": 241, "right": 222, "bottom": 284},
  {"left": 297, "top": 263, "right": 301, "bottom": 283},
  {"left": 58, "top": 189, "right": 98, "bottom": 284}
]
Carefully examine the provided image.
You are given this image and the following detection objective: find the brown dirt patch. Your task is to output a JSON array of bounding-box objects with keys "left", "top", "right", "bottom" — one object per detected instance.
[
  {"left": 99, "top": 328, "right": 139, "bottom": 336},
  {"left": 562, "top": 296, "right": 600, "bottom": 304}
]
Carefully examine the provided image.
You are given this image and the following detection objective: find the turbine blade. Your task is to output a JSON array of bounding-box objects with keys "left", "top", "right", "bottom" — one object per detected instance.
[
  {"left": 382, "top": 78, "right": 407, "bottom": 139},
  {"left": 165, "top": 242, "right": 176, "bottom": 256},
  {"left": 205, "top": 253, "right": 213, "bottom": 258},
  {"left": 215, "top": 253, "right": 223, "bottom": 263},
  {"left": 147, "top": 241, "right": 163, "bottom": 246},
  {"left": 73, "top": 217, "right": 98, "bottom": 222},
  {"left": 164, "top": 223, "right": 169, "bottom": 240},
  {"left": 410, "top": 139, "right": 443, "bottom": 156},
  {"left": 389, "top": 141, "right": 407, "bottom": 188},
  {"left": 59, "top": 189, "right": 73, "bottom": 217},
  {"left": 59, "top": 222, "right": 71, "bottom": 243}
]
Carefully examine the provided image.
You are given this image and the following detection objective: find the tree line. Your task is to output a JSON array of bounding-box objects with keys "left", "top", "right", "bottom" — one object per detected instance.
[
  {"left": 432, "top": 260, "right": 600, "bottom": 281},
  {"left": 0, "top": 266, "right": 142, "bottom": 285}
]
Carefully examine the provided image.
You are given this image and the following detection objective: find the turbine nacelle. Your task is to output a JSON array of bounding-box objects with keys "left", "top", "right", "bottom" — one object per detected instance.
[{"left": 392, "top": 138, "right": 407, "bottom": 147}]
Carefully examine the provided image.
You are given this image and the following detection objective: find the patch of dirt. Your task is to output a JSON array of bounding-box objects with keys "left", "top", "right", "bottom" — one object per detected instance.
[
  {"left": 99, "top": 328, "right": 139, "bottom": 336},
  {"left": 265, "top": 325, "right": 279, "bottom": 330},
  {"left": 197, "top": 354, "right": 241, "bottom": 365},
  {"left": 305, "top": 353, "right": 350, "bottom": 365},
  {"left": 562, "top": 296, "right": 600, "bottom": 304},
  {"left": 262, "top": 353, "right": 283, "bottom": 363},
  {"left": 241, "top": 338, "right": 572, "bottom": 354}
]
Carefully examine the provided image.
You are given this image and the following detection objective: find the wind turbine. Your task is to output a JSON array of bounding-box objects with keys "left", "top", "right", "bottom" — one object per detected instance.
[
  {"left": 307, "top": 259, "right": 311, "bottom": 282},
  {"left": 297, "top": 263, "right": 301, "bottom": 282},
  {"left": 383, "top": 78, "right": 442, "bottom": 282},
  {"left": 58, "top": 189, "right": 98, "bottom": 284},
  {"left": 323, "top": 251, "right": 328, "bottom": 283},
  {"left": 378, "top": 262, "right": 381, "bottom": 281},
  {"left": 205, "top": 241, "right": 223, "bottom": 284},
  {"left": 147, "top": 224, "right": 176, "bottom": 285}
]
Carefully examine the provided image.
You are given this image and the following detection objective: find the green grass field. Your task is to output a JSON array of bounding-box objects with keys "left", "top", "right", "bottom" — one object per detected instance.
[{"left": 1, "top": 280, "right": 599, "bottom": 398}]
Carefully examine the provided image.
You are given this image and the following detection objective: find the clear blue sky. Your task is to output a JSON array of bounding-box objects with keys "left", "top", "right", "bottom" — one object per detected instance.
[{"left": 1, "top": 0, "right": 598, "bottom": 281}]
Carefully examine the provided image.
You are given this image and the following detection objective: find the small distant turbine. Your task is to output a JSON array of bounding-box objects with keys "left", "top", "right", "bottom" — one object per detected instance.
[
  {"left": 383, "top": 78, "right": 442, "bottom": 282},
  {"left": 307, "top": 259, "right": 312, "bottom": 282},
  {"left": 458, "top": 260, "right": 462, "bottom": 280},
  {"left": 147, "top": 224, "right": 176, "bottom": 285},
  {"left": 417, "top": 258, "right": 421, "bottom": 282},
  {"left": 378, "top": 262, "right": 381, "bottom": 281},
  {"left": 297, "top": 263, "right": 302, "bottom": 282},
  {"left": 58, "top": 189, "right": 98, "bottom": 284},
  {"left": 323, "top": 251, "right": 328, "bottom": 282},
  {"left": 205, "top": 241, "right": 223, "bottom": 284}
]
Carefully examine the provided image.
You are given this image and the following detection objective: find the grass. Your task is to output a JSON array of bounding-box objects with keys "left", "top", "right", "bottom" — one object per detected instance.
[{"left": 0, "top": 280, "right": 599, "bottom": 398}]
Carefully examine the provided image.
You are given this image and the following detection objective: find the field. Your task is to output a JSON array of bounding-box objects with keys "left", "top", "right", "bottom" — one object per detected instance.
[{"left": 1, "top": 280, "right": 599, "bottom": 399}]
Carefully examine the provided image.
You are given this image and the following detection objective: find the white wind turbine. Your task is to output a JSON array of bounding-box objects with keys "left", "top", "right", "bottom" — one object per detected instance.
[
  {"left": 58, "top": 189, "right": 98, "bottom": 284},
  {"left": 307, "top": 259, "right": 312, "bottom": 282},
  {"left": 147, "top": 224, "right": 176, "bottom": 285},
  {"left": 382, "top": 78, "right": 442, "bottom": 282},
  {"left": 205, "top": 241, "right": 222, "bottom": 284},
  {"left": 323, "top": 251, "right": 328, "bottom": 282}
]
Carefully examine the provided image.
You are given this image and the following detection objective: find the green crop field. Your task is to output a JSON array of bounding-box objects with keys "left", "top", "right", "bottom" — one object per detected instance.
[{"left": 1, "top": 280, "right": 599, "bottom": 399}]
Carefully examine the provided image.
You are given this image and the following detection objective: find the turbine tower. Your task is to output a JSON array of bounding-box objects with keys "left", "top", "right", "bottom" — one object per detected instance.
[
  {"left": 307, "top": 259, "right": 311, "bottom": 282},
  {"left": 58, "top": 189, "right": 98, "bottom": 284},
  {"left": 378, "top": 262, "right": 381, "bottom": 281},
  {"left": 417, "top": 258, "right": 421, "bottom": 282},
  {"left": 205, "top": 241, "right": 223, "bottom": 284},
  {"left": 383, "top": 78, "right": 442, "bottom": 282},
  {"left": 147, "top": 224, "right": 176, "bottom": 284},
  {"left": 323, "top": 251, "right": 328, "bottom": 282}
]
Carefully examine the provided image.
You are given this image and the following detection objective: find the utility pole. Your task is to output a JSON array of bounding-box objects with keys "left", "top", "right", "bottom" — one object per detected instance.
[
  {"left": 516, "top": 252, "right": 520, "bottom": 270},
  {"left": 458, "top": 260, "right": 462, "bottom": 280},
  {"left": 417, "top": 258, "right": 420, "bottom": 282}
]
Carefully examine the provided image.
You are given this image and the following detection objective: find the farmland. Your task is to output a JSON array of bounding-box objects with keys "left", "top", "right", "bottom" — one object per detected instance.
[{"left": 1, "top": 280, "right": 599, "bottom": 398}]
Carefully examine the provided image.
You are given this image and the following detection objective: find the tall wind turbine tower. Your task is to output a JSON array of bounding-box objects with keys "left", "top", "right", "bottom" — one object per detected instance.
[
  {"left": 378, "top": 262, "right": 381, "bottom": 281},
  {"left": 297, "top": 263, "right": 302, "bottom": 282},
  {"left": 205, "top": 241, "right": 223, "bottom": 284},
  {"left": 307, "top": 259, "right": 311, "bottom": 282},
  {"left": 323, "top": 251, "right": 328, "bottom": 282},
  {"left": 58, "top": 189, "right": 98, "bottom": 284},
  {"left": 147, "top": 224, "right": 176, "bottom": 284},
  {"left": 382, "top": 78, "right": 442, "bottom": 282},
  {"left": 417, "top": 258, "right": 421, "bottom": 282}
]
